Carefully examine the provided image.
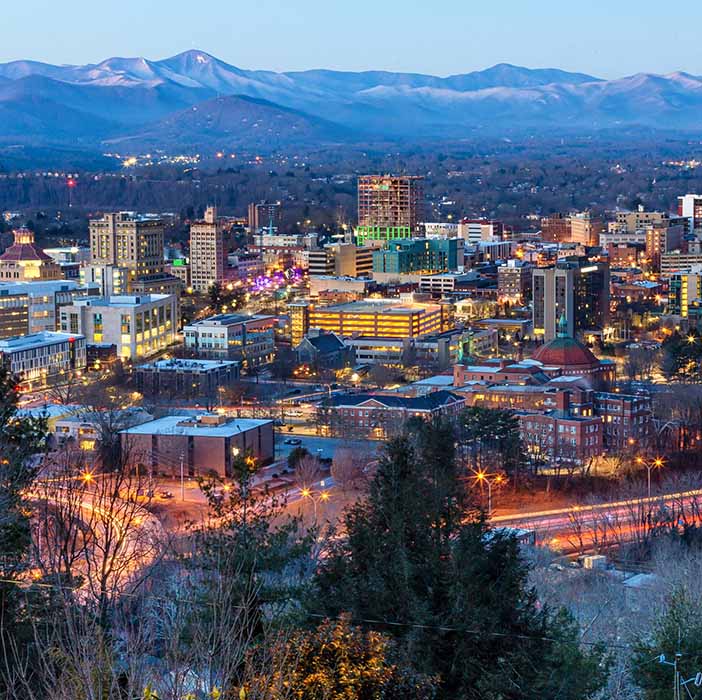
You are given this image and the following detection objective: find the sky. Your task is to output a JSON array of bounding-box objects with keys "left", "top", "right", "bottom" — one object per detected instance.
[{"left": 2, "top": 0, "right": 700, "bottom": 79}]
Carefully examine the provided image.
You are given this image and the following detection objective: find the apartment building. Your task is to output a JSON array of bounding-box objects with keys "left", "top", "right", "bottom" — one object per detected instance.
[{"left": 189, "top": 206, "right": 228, "bottom": 292}]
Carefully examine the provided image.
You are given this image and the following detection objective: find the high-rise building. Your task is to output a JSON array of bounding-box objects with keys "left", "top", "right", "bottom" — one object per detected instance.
[
  {"left": 540, "top": 214, "right": 571, "bottom": 243},
  {"left": 668, "top": 268, "right": 702, "bottom": 319},
  {"left": 89, "top": 212, "right": 165, "bottom": 284},
  {"left": 189, "top": 206, "right": 227, "bottom": 292},
  {"left": 678, "top": 194, "right": 702, "bottom": 231},
  {"left": 289, "top": 301, "right": 311, "bottom": 346},
  {"left": 248, "top": 201, "right": 282, "bottom": 233},
  {"left": 356, "top": 175, "right": 423, "bottom": 243},
  {"left": 532, "top": 258, "right": 610, "bottom": 341},
  {"left": 645, "top": 224, "right": 684, "bottom": 271},
  {"left": 612, "top": 207, "right": 669, "bottom": 233}
]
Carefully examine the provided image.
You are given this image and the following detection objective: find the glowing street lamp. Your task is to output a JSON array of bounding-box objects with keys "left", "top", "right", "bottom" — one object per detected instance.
[
  {"left": 636, "top": 455, "right": 664, "bottom": 499},
  {"left": 300, "top": 488, "right": 330, "bottom": 522},
  {"left": 470, "top": 469, "right": 505, "bottom": 518}
]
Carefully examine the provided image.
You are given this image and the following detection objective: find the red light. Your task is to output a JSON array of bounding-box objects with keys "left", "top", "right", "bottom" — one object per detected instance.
[
  {"left": 67, "top": 179, "right": 76, "bottom": 188},
  {"left": 68, "top": 337, "right": 75, "bottom": 343}
]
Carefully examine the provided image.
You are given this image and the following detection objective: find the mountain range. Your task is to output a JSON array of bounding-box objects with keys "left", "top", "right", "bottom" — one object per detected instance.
[{"left": 1, "top": 50, "right": 702, "bottom": 155}]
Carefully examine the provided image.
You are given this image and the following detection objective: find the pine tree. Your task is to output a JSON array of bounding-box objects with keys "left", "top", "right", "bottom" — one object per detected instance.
[{"left": 314, "top": 418, "right": 607, "bottom": 699}]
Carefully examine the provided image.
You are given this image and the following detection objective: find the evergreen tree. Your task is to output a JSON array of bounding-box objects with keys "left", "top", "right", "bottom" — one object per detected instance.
[
  {"left": 0, "top": 365, "right": 48, "bottom": 691},
  {"left": 633, "top": 589, "right": 702, "bottom": 700},
  {"left": 314, "top": 418, "right": 607, "bottom": 699}
]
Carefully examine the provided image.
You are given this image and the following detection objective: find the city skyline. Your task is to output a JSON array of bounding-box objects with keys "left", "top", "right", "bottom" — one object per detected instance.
[{"left": 2, "top": 0, "right": 702, "bottom": 79}]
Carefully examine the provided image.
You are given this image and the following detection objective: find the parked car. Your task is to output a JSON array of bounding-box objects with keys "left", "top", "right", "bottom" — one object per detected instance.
[
  {"left": 284, "top": 437, "right": 302, "bottom": 445},
  {"left": 159, "top": 491, "right": 173, "bottom": 499}
]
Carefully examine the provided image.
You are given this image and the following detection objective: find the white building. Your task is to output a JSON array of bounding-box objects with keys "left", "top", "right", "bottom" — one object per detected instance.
[
  {"left": 0, "top": 331, "right": 86, "bottom": 388},
  {"left": 183, "top": 313, "right": 276, "bottom": 367},
  {"left": 419, "top": 272, "right": 475, "bottom": 295},
  {"left": 59, "top": 294, "right": 178, "bottom": 361},
  {"left": 80, "top": 264, "right": 129, "bottom": 297},
  {"left": 423, "top": 222, "right": 459, "bottom": 239}
]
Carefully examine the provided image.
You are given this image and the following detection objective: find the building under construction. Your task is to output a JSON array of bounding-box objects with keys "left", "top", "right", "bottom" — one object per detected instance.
[{"left": 356, "top": 175, "right": 424, "bottom": 243}]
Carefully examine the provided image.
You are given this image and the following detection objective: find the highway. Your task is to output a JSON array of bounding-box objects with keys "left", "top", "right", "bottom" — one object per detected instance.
[{"left": 490, "top": 489, "right": 702, "bottom": 553}]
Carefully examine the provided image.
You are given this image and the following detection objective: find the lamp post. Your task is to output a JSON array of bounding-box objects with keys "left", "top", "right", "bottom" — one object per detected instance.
[
  {"left": 636, "top": 455, "right": 664, "bottom": 499},
  {"left": 470, "top": 469, "right": 505, "bottom": 518},
  {"left": 300, "top": 487, "right": 330, "bottom": 523}
]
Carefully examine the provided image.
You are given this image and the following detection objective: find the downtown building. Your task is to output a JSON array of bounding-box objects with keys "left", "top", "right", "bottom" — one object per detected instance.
[
  {"left": 0, "top": 331, "right": 86, "bottom": 389},
  {"left": 532, "top": 258, "right": 610, "bottom": 341},
  {"left": 356, "top": 175, "right": 424, "bottom": 243},
  {"left": 59, "top": 294, "right": 179, "bottom": 361},
  {"left": 189, "top": 206, "right": 229, "bottom": 292},
  {"left": 183, "top": 313, "right": 276, "bottom": 368}
]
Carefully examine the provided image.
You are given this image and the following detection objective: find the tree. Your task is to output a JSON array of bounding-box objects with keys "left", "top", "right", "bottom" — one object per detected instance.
[
  {"left": 249, "top": 615, "right": 438, "bottom": 700},
  {"left": 208, "top": 281, "right": 225, "bottom": 312},
  {"left": 313, "top": 418, "right": 607, "bottom": 699},
  {"left": 0, "top": 366, "right": 48, "bottom": 693},
  {"left": 369, "top": 363, "right": 396, "bottom": 389},
  {"left": 294, "top": 454, "right": 321, "bottom": 490},
  {"left": 287, "top": 445, "right": 310, "bottom": 471},
  {"left": 331, "top": 446, "right": 368, "bottom": 494},
  {"left": 633, "top": 589, "right": 702, "bottom": 700}
]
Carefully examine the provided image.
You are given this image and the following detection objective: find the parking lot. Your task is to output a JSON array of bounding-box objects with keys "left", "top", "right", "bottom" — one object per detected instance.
[{"left": 275, "top": 434, "right": 380, "bottom": 462}]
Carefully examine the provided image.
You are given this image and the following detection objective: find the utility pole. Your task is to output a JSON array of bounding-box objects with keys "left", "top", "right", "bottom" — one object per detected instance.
[
  {"left": 658, "top": 653, "right": 702, "bottom": 700},
  {"left": 180, "top": 451, "right": 185, "bottom": 502}
]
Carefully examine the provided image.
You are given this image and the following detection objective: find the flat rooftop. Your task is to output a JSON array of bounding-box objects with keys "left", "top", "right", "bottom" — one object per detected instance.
[
  {"left": 0, "top": 331, "right": 84, "bottom": 351},
  {"left": 139, "top": 359, "right": 239, "bottom": 371},
  {"left": 316, "top": 299, "right": 440, "bottom": 315},
  {"left": 188, "top": 313, "right": 274, "bottom": 326},
  {"left": 71, "top": 294, "right": 172, "bottom": 307},
  {"left": 121, "top": 415, "right": 272, "bottom": 438}
]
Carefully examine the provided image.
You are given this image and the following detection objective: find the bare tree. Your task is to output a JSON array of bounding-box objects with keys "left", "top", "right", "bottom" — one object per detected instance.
[
  {"left": 331, "top": 446, "right": 369, "bottom": 494},
  {"left": 294, "top": 454, "right": 321, "bottom": 491}
]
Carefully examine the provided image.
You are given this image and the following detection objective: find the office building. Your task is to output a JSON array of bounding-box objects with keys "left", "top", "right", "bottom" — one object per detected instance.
[
  {"left": 532, "top": 259, "right": 610, "bottom": 341},
  {"left": 0, "top": 280, "right": 100, "bottom": 334},
  {"left": 0, "top": 228, "right": 62, "bottom": 282},
  {"left": 569, "top": 212, "right": 604, "bottom": 247},
  {"left": 540, "top": 212, "right": 603, "bottom": 246},
  {"left": 458, "top": 219, "right": 504, "bottom": 244},
  {"left": 678, "top": 194, "right": 702, "bottom": 231},
  {"left": 248, "top": 201, "right": 282, "bottom": 233},
  {"left": 80, "top": 264, "right": 129, "bottom": 297},
  {"left": 661, "top": 252, "right": 702, "bottom": 275},
  {"left": 135, "top": 358, "right": 240, "bottom": 398},
  {"left": 645, "top": 224, "right": 684, "bottom": 271},
  {"left": 356, "top": 175, "right": 424, "bottom": 243},
  {"left": 89, "top": 212, "right": 165, "bottom": 283},
  {"left": 372, "top": 238, "right": 464, "bottom": 275},
  {"left": 308, "top": 243, "right": 373, "bottom": 277},
  {"left": 183, "top": 313, "right": 276, "bottom": 367},
  {"left": 668, "top": 269, "right": 702, "bottom": 319},
  {"left": 498, "top": 260, "right": 533, "bottom": 302},
  {"left": 0, "top": 331, "right": 86, "bottom": 389},
  {"left": 0, "top": 292, "right": 29, "bottom": 338},
  {"left": 190, "top": 206, "right": 228, "bottom": 292},
  {"left": 121, "top": 414, "right": 274, "bottom": 478},
  {"left": 419, "top": 272, "right": 475, "bottom": 296},
  {"left": 423, "top": 222, "right": 459, "bottom": 238},
  {"left": 60, "top": 294, "right": 178, "bottom": 361},
  {"left": 612, "top": 208, "right": 669, "bottom": 233},
  {"left": 167, "top": 259, "right": 191, "bottom": 288}
]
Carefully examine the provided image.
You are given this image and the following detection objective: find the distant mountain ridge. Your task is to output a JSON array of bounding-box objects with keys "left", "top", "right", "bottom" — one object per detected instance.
[{"left": 0, "top": 50, "right": 701, "bottom": 153}]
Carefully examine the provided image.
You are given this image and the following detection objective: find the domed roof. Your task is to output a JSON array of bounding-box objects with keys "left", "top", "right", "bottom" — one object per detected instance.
[{"left": 532, "top": 335, "right": 599, "bottom": 368}]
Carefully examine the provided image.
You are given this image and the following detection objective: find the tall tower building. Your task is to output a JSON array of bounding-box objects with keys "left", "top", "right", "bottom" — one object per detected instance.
[
  {"left": 532, "top": 258, "right": 610, "bottom": 341},
  {"left": 89, "top": 212, "right": 165, "bottom": 284},
  {"left": 678, "top": 194, "right": 702, "bottom": 232},
  {"left": 356, "top": 175, "right": 424, "bottom": 243},
  {"left": 190, "top": 206, "right": 226, "bottom": 292},
  {"left": 248, "top": 201, "right": 282, "bottom": 234}
]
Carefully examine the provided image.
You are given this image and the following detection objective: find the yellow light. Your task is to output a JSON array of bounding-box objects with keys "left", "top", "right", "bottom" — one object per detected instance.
[
  {"left": 81, "top": 472, "right": 94, "bottom": 483},
  {"left": 320, "top": 491, "right": 330, "bottom": 501},
  {"left": 301, "top": 488, "right": 311, "bottom": 498}
]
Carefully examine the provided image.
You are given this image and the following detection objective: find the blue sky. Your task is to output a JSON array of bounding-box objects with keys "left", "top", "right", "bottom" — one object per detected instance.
[{"left": 2, "top": 0, "right": 699, "bottom": 78}]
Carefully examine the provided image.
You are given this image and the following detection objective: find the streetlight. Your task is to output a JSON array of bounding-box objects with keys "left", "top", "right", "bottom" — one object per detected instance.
[
  {"left": 636, "top": 455, "right": 664, "bottom": 499},
  {"left": 300, "top": 488, "right": 330, "bottom": 522},
  {"left": 470, "top": 469, "right": 505, "bottom": 518}
]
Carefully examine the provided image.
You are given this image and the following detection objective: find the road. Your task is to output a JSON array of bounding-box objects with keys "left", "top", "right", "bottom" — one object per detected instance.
[
  {"left": 275, "top": 435, "right": 379, "bottom": 461},
  {"left": 491, "top": 489, "right": 702, "bottom": 553}
]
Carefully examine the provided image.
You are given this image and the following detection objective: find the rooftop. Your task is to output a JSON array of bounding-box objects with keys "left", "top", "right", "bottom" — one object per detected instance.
[
  {"left": 0, "top": 331, "right": 84, "bottom": 351},
  {"left": 139, "top": 358, "right": 239, "bottom": 371},
  {"left": 187, "top": 313, "right": 275, "bottom": 327},
  {"left": 69, "top": 294, "right": 172, "bottom": 307},
  {"left": 329, "top": 390, "right": 463, "bottom": 411},
  {"left": 317, "top": 299, "right": 440, "bottom": 315},
  {"left": 121, "top": 415, "right": 272, "bottom": 438}
]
